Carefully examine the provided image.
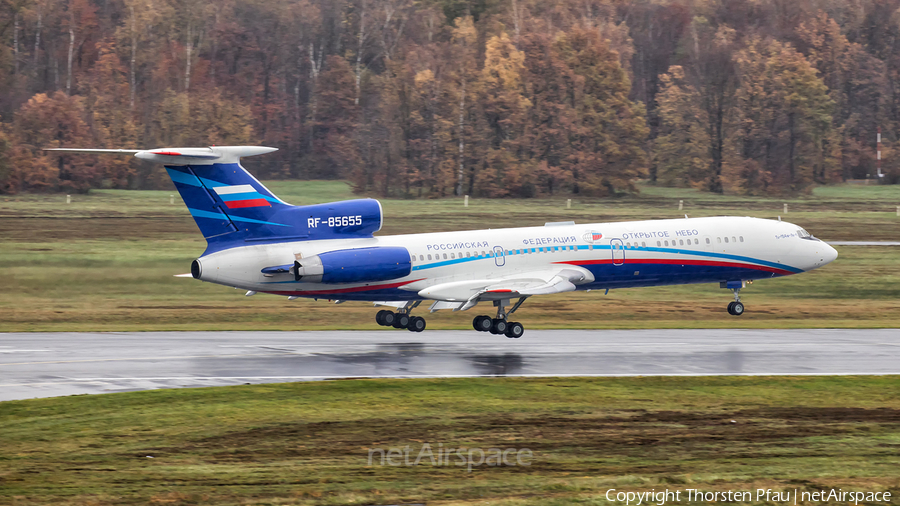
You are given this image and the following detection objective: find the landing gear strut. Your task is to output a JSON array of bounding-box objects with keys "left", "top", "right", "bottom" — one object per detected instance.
[
  {"left": 473, "top": 297, "right": 527, "bottom": 338},
  {"left": 726, "top": 286, "right": 745, "bottom": 316},
  {"left": 375, "top": 301, "right": 426, "bottom": 332}
]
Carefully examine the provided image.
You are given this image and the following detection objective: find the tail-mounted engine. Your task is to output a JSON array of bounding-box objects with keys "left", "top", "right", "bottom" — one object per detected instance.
[{"left": 291, "top": 247, "right": 411, "bottom": 284}]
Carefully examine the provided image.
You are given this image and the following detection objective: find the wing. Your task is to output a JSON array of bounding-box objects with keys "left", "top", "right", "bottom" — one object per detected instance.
[{"left": 415, "top": 266, "right": 594, "bottom": 312}]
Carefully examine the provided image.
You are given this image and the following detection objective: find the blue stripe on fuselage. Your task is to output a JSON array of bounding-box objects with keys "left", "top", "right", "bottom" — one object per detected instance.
[{"left": 410, "top": 243, "right": 802, "bottom": 274}]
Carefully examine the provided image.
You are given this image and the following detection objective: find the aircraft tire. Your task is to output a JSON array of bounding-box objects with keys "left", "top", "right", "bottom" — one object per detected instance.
[
  {"left": 505, "top": 322, "right": 524, "bottom": 339},
  {"left": 727, "top": 302, "right": 736, "bottom": 315},
  {"left": 473, "top": 316, "right": 492, "bottom": 332},
  {"left": 490, "top": 318, "right": 508, "bottom": 335},
  {"left": 731, "top": 302, "right": 744, "bottom": 316},
  {"left": 408, "top": 316, "right": 426, "bottom": 332},
  {"left": 393, "top": 313, "right": 410, "bottom": 329},
  {"left": 376, "top": 310, "right": 389, "bottom": 326},
  {"left": 382, "top": 311, "right": 397, "bottom": 326}
]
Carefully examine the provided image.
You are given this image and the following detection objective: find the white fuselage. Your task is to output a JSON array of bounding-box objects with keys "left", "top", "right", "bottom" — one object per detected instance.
[{"left": 193, "top": 216, "right": 838, "bottom": 303}]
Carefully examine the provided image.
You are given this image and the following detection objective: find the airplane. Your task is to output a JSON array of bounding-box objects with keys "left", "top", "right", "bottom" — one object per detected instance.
[{"left": 47, "top": 146, "right": 839, "bottom": 338}]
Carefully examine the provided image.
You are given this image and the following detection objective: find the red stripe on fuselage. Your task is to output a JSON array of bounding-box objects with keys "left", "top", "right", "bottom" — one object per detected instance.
[
  {"left": 555, "top": 258, "right": 795, "bottom": 276},
  {"left": 265, "top": 278, "right": 425, "bottom": 297},
  {"left": 224, "top": 198, "right": 271, "bottom": 209}
]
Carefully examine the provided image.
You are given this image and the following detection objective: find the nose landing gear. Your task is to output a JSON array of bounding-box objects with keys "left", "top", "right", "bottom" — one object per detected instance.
[
  {"left": 722, "top": 281, "right": 745, "bottom": 316},
  {"left": 472, "top": 297, "right": 527, "bottom": 338}
]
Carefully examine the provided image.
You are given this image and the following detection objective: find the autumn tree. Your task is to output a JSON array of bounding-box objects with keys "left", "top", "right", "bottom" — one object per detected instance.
[
  {"left": 796, "top": 12, "right": 886, "bottom": 181},
  {"left": 12, "top": 91, "right": 95, "bottom": 192},
  {"left": 475, "top": 32, "right": 531, "bottom": 197},
  {"left": 555, "top": 27, "right": 648, "bottom": 195},
  {"left": 654, "top": 65, "right": 710, "bottom": 187},
  {"left": 731, "top": 38, "right": 836, "bottom": 193}
]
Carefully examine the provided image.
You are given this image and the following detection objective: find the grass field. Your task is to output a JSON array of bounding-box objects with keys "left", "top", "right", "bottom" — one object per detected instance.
[
  {"left": 3, "top": 184, "right": 900, "bottom": 506},
  {"left": 2, "top": 181, "right": 900, "bottom": 331},
  {"left": 2, "top": 376, "right": 899, "bottom": 505}
]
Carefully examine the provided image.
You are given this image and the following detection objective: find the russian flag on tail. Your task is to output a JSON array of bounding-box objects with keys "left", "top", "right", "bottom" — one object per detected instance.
[{"left": 214, "top": 184, "right": 272, "bottom": 209}]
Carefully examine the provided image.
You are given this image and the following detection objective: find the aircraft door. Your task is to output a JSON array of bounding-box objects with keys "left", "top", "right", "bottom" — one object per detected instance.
[
  {"left": 493, "top": 246, "right": 506, "bottom": 267},
  {"left": 610, "top": 238, "right": 625, "bottom": 266}
]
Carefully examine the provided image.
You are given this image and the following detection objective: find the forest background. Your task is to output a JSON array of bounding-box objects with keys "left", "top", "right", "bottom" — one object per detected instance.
[{"left": 1, "top": 0, "right": 899, "bottom": 198}]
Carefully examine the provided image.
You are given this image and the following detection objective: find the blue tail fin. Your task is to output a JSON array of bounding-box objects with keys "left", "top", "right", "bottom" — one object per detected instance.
[{"left": 166, "top": 157, "right": 383, "bottom": 253}]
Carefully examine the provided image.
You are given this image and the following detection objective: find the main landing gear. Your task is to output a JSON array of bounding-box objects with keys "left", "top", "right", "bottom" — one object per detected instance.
[
  {"left": 375, "top": 301, "right": 426, "bottom": 332},
  {"left": 473, "top": 297, "right": 527, "bottom": 338}
]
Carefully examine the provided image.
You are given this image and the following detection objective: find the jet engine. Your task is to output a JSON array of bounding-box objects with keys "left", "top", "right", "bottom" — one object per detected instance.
[{"left": 292, "top": 247, "right": 411, "bottom": 284}]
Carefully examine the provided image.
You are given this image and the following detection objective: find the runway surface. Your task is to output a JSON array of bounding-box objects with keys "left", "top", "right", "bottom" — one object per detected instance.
[
  {"left": 828, "top": 241, "right": 900, "bottom": 246},
  {"left": 2, "top": 329, "right": 899, "bottom": 401}
]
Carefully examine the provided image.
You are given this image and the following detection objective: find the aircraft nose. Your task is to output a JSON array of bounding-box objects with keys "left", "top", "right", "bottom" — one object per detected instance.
[
  {"left": 806, "top": 242, "right": 838, "bottom": 270},
  {"left": 824, "top": 243, "right": 838, "bottom": 264}
]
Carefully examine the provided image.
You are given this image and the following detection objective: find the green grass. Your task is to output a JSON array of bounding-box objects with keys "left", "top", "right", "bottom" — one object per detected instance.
[
  {"left": 1, "top": 181, "right": 900, "bottom": 331},
  {"left": 2, "top": 376, "right": 899, "bottom": 505},
  {"left": 3, "top": 183, "right": 900, "bottom": 505}
]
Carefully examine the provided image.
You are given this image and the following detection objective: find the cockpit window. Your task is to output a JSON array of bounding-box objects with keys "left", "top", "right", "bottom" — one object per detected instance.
[{"left": 797, "top": 228, "right": 819, "bottom": 241}]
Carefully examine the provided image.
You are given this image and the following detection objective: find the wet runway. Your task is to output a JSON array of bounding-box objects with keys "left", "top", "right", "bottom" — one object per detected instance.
[{"left": 2, "top": 329, "right": 899, "bottom": 401}]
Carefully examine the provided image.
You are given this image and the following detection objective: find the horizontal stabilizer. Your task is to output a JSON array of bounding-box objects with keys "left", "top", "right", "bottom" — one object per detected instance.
[
  {"left": 44, "top": 148, "right": 141, "bottom": 155},
  {"left": 45, "top": 146, "right": 277, "bottom": 164}
]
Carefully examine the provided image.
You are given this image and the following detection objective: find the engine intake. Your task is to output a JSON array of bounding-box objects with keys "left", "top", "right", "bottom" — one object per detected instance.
[{"left": 293, "top": 247, "right": 411, "bottom": 284}]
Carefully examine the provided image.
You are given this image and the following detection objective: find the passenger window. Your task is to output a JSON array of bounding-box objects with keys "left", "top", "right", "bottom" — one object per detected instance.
[
  {"left": 679, "top": 239, "right": 684, "bottom": 246},
  {"left": 642, "top": 242, "right": 646, "bottom": 247},
  {"left": 427, "top": 254, "right": 432, "bottom": 260},
  {"left": 443, "top": 253, "right": 448, "bottom": 259},
  {"left": 657, "top": 241, "right": 661, "bottom": 247},
  {"left": 732, "top": 236, "right": 737, "bottom": 243},
  {"left": 451, "top": 253, "right": 456, "bottom": 259},
  {"left": 717, "top": 237, "right": 722, "bottom": 243},
  {"left": 694, "top": 239, "right": 699, "bottom": 245},
  {"left": 706, "top": 238, "right": 710, "bottom": 244},
  {"left": 466, "top": 252, "right": 470, "bottom": 258},
  {"left": 664, "top": 240, "right": 669, "bottom": 246},
  {"left": 740, "top": 236, "right": 744, "bottom": 242},
  {"left": 724, "top": 237, "right": 729, "bottom": 243}
]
